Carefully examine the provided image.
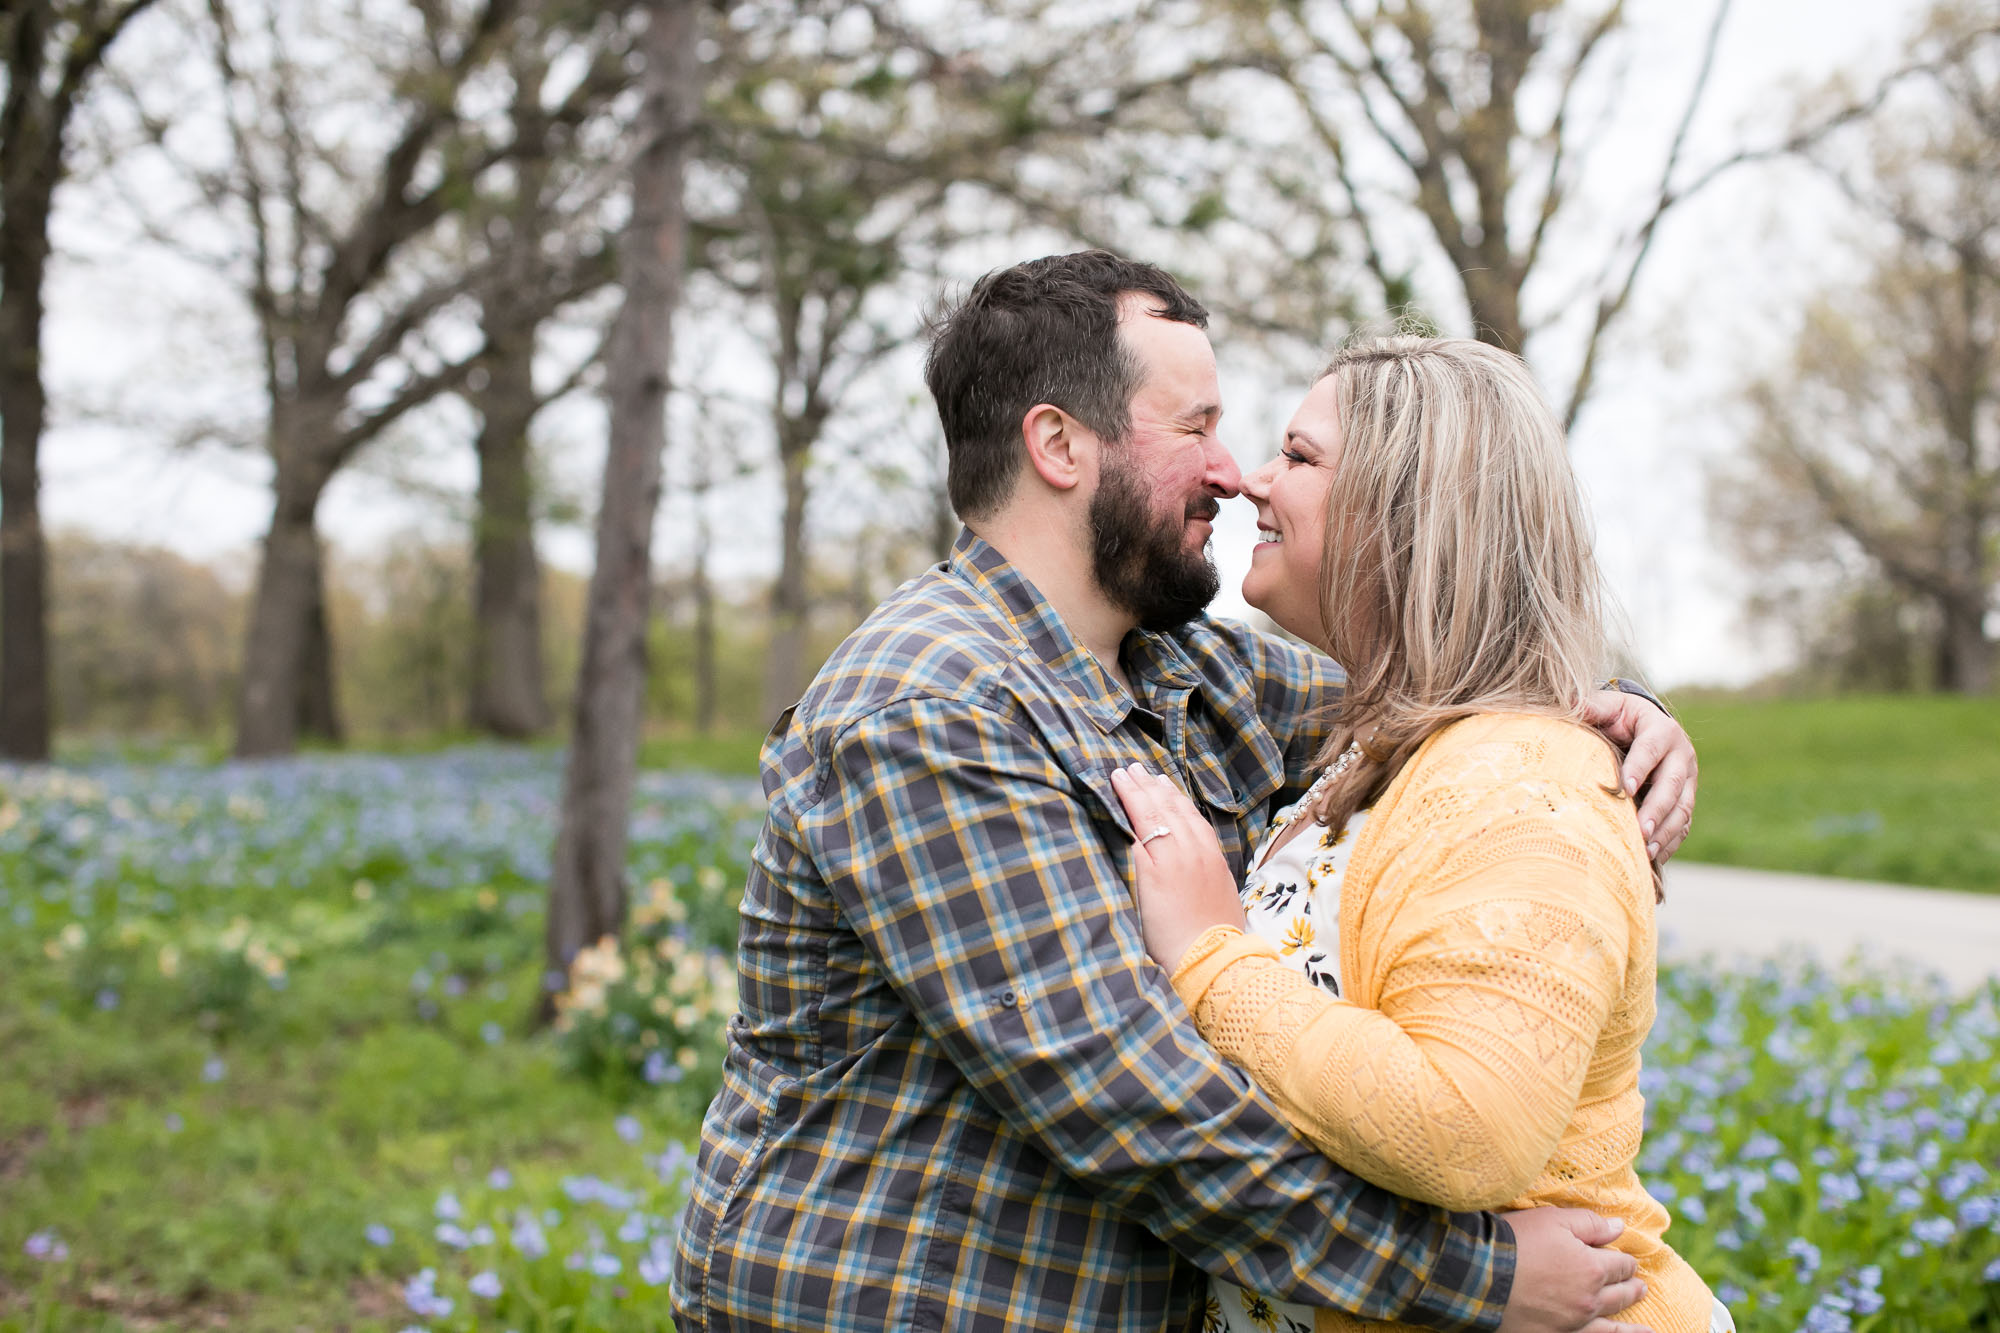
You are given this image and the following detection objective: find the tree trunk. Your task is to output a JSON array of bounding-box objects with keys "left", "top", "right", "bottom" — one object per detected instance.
[
  {"left": 543, "top": 0, "right": 697, "bottom": 1018},
  {"left": 1937, "top": 595, "right": 1994, "bottom": 695},
  {"left": 0, "top": 230, "right": 52, "bottom": 762},
  {"left": 470, "top": 334, "right": 550, "bottom": 738},
  {"left": 295, "top": 557, "right": 343, "bottom": 743},
  {"left": 691, "top": 477, "right": 718, "bottom": 734},
  {"left": 1463, "top": 261, "right": 1527, "bottom": 355},
  {"left": 763, "top": 429, "right": 811, "bottom": 723},
  {"left": 0, "top": 33, "right": 58, "bottom": 763},
  {"left": 235, "top": 455, "right": 331, "bottom": 758}
]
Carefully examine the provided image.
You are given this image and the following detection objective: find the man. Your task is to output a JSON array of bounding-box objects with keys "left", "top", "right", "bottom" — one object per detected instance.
[{"left": 672, "top": 252, "right": 1695, "bottom": 1333}]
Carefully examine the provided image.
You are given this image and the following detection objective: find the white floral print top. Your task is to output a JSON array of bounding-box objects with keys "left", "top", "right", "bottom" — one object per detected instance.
[{"left": 1206, "top": 780, "right": 1369, "bottom": 1333}]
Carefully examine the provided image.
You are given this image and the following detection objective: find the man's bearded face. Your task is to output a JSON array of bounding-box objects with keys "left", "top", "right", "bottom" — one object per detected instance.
[{"left": 1088, "top": 448, "right": 1221, "bottom": 632}]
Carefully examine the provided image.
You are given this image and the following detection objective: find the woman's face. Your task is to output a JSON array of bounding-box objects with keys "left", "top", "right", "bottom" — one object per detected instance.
[{"left": 1240, "top": 375, "right": 1342, "bottom": 644}]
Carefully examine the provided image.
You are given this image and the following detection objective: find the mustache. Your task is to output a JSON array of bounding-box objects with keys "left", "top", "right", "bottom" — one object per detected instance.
[{"left": 1184, "top": 496, "right": 1220, "bottom": 522}]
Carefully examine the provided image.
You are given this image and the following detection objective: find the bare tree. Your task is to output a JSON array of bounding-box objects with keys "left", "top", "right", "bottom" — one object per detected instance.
[
  {"left": 0, "top": 0, "right": 161, "bottom": 760},
  {"left": 687, "top": 439, "right": 720, "bottom": 735},
  {"left": 543, "top": 0, "right": 698, "bottom": 1010},
  {"left": 152, "top": 0, "right": 529, "bottom": 755},
  {"left": 695, "top": 11, "right": 960, "bottom": 721},
  {"left": 1165, "top": 0, "right": 1738, "bottom": 425},
  {"left": 696, "top": 0, "right": 1196, "bottom": 720},
  {"left": 463, "top": 22, "right": 626, "bottom": 739},
  {"left": 1714, "top": 7, "right": 1999, "bottom": 694}
]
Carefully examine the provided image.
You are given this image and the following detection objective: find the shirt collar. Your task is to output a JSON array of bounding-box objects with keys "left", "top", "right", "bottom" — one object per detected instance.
[{"left": 950, "top": 529, "right": 1202, "bottom": 733}]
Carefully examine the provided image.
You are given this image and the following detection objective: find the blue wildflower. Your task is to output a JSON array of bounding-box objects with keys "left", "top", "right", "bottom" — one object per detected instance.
[
  {"left": 480, "top": 1021, "right": 504, "bottom": 1045},
  {"left": 1819, "top": 1173, "right": 1862, "bottom": 1211},
  {"left": 616, "top": 1114, "right": 643, "bottom": 1144},
  {"left": 639, "top": 1234, "right": 674, "bottom": 1286},
  {"left": 201, "top": 1055, "right": 226, "bottom": 1083},
  {"left": 23, "top": 1230, "right": 68, "bottom": 1261},
  {"left": 488, "top": 1166, "right": 514, "bottom": 1190},
  {"left": 365, "top": 1223, "right": 394, "bottom": 1247},
  {"left": 1802, "top": 1294, "right": 1853, "bottom": 1333},
  {"left": 403, "top": 1268, "right": 454, "bottom": 1318},
  {"left": 1940, "top": 1162, "right": 1988, "bottom": 1201},
  {"left": 469, "top": 1271, "right": 502, "bottom": 1299},
  {"left": 1984, "top": 1256, "right": 2000, "bottom": 1282},
  {"left": 1787, "top": 1237, "right": 1821, "bottom": 1280},
  {"left": 511, "top": 1212, "right": 549, "bottom": 1260},
  {"left": 1911, "top": 1215, "right": 1955, "bottom": 1246},
  {"left": 434, "top": 1190, "right": 462, "bottom": 1221},
  {"left": 1739, "top": 1130, "right": 1782, "bottom": 1161}
]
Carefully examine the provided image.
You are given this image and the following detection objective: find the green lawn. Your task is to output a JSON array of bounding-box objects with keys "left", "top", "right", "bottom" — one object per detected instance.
[
  {"left": 2, "top": 746, "right": 1997, "bottom": 1329},
  {"left": 1674, "top": 694, "right": 2000, "bottom": 893}
]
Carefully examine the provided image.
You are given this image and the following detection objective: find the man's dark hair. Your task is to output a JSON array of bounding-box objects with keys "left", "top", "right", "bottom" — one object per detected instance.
[{"left": 923, "top": 250, "right": 1209, "bottom": 520}]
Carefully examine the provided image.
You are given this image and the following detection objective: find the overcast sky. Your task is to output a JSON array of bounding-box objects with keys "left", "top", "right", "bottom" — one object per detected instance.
[{"left": 34, "top": 0, "right": 1930, "bottom": 690}]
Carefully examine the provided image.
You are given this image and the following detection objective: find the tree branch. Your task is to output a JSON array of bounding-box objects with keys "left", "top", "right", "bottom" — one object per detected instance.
[{"left": 1562, "top": 0, "right": 1731, "bottom": 431}]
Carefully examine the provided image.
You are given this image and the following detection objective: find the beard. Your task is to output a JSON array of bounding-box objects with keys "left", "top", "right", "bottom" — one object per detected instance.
[{"left": 1089, "top": 454, "right": 1221, "bottom": 632}]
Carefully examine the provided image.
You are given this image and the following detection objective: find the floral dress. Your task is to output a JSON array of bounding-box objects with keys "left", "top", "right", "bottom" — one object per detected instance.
[{"left": 1206, "top": 776, "right": 1369, "bottom": 1333}]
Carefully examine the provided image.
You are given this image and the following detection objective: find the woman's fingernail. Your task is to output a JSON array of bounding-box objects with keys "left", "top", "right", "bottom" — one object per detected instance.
[
  {"left": 1642, "top": 818, "right": 1656, "bottom": 837},
  {"left": 1625, "top": 777, "right": 1639, "bottom": 795},
  {"left": 1647, "top": 842, "right": 1660, "bottom": 859}
]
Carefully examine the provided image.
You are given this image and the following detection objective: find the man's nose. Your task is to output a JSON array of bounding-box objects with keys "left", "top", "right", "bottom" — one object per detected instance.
[{"left": 1204, "top": 436, "right": 1242, "bottom": 496}]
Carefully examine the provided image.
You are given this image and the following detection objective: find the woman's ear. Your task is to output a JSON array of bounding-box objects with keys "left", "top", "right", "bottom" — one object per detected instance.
[{"left": 1019, "top": 403, "right": 1096, "bottom": 493}]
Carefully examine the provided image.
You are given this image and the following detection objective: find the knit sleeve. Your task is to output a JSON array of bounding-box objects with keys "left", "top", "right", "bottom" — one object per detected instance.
[{"left": 1171, "top": 777, "right": 1639, "bottom": 1212}]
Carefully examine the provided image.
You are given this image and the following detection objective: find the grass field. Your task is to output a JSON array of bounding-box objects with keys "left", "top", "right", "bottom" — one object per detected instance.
[
  {"left": 1673, "top": 694, "right": 2000, "bottom": 893},
  {"left": 3, "top": 698, "right": 1998, "bottom": 1328}
]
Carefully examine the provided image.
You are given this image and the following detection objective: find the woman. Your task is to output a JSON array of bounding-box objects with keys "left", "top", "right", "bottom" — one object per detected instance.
[{"left": 1108, "top": 337, "right": 1727, "bottom": 1333}]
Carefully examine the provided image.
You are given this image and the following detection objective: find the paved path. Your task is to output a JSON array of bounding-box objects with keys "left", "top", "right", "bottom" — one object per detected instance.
[{"left": 1658, "top": 862, "right": 2000, "bottom": 993}]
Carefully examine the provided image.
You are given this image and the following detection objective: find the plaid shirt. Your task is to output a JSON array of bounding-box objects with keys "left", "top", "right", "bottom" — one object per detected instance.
[{"left": 672, "top": 532, "right": 1513, "bottom": 1333}]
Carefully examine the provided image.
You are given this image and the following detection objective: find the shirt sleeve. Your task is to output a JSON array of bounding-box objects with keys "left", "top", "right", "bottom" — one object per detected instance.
[
  {"left": 797, "top": 694, "right": 1514, "bottom": 1332},
  {"left": 1170, "top": 780, "right": 1638, "bottom": 1212}
]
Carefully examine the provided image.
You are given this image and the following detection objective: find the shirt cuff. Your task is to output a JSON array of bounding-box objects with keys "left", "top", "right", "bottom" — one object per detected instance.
[
  {"left": 1168, "top": 925, "right": 1282, "bottom": 1009},
  {"left": 1606, "top": 676, "right": 1672, "bottom": 719},
  {"left": 1400, "top": 1207, "right": 1518, "bottom": 1333}
]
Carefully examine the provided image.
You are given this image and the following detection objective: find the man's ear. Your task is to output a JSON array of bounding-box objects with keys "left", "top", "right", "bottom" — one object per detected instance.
[{"left": 1020, "top": 403, "right": 1097, "bottom": 493}]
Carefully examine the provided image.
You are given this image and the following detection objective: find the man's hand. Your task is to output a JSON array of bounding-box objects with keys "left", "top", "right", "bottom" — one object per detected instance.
[
  {"left": 1581, "top": 690, "right": 1697, "bottom": 864},
  {"left": 1496, "top": 1208, "right": 1652, "bottom": 1333}
]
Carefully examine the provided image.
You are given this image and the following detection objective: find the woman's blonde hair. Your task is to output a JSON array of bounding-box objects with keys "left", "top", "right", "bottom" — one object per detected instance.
[{"left": 1308, "top": 336, "right": 1614, "bottom": 835}]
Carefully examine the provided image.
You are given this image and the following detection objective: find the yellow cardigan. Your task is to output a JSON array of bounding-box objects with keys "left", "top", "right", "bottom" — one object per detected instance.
[{"left": 1171, "top": 713, "right": 1712, "bottom": 1333}]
